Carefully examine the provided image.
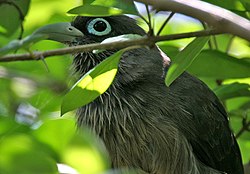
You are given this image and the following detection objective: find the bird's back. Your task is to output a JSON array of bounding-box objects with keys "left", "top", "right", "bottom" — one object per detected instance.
[
  {"left": 166, "top": 71, "right": 244, "bottom": 174},
  {"left": 76, "top": 49, "right": 243, "bottom": 173}
]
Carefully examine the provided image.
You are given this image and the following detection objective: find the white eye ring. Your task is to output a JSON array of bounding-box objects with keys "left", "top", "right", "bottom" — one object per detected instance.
[{"left": 87, "top": 18, "right": 111, "bottom": 36}]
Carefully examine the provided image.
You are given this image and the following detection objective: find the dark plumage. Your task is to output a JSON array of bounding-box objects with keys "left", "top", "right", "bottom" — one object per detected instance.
[{"left": 70, "top": 15, "right": 243, "bottom": 174}]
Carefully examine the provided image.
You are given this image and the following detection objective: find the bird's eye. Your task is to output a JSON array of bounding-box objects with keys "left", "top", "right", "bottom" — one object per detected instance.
[{"left": 87, "top": 18, "right": 111, "bottom": 36}]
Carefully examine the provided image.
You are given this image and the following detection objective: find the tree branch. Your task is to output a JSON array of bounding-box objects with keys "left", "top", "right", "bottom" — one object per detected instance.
[
  {"left": 136, "top": 0, "right": 250, "bottom": 42},
  {"left": 0, "top": 29, "right": 223, "bottom": 62}
]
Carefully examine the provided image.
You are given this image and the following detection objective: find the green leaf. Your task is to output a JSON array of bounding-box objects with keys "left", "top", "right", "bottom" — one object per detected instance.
[
  {"left": 237, "top": 139, "right": 250, "bottom": 163},
  {"left": 0, "top": 0, "right": 30, "bottom": 36},
  {"left": 62, "top": 128, "right": 109, "bottom": 174},
  {"left": 69, "top": 0, "right": 138, "bottom": 16},
  {"left": 0, "top": 134, "right": 58, "bottom": 174},
  {"left": 0, "top": 116, "right": 31, "bottom": 136},
  {"left": 83, "top": 0, "right": 95, "bottom": 4},
  {"left": 61, "top": 49, "right": 125, "bottom": 115},
  {"left": 239, "top": 0, "right": 250, "bottom": 11},
  {"left": 202, "top": 0, "right": 242, "bottom": 11},
  {"left": 67, "top": 4, "right": 123, "bottom": 16},
  {"left": 186, "top": 50, "right": 250, "bottom": 79},
  {"left": 32, "top": 118, "right": 109, "bottom": 174},
  {"left": 214, "top": 82, "right": 250, "bottom": 100},
  {"left": 165, "top": 36, "right": 210, "bottom": 86},
  {"left": 32, "top": 119, "right": 76, "bottom": 157},
  {"left": 90, "top": 0, "right": 138, "bottom": 15},
  {"left": 202, "top": 0, "right": 249, "bottom": 19}
]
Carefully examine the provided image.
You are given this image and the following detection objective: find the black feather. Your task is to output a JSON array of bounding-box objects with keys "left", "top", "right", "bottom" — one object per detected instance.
[{"left": 71, "top": 15, "right": 244, "bottom": 174}]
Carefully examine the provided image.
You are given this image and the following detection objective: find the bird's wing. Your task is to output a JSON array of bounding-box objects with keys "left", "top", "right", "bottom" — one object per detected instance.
[{"left": 169, "top": 72, "right": 243, "bottom": 174}]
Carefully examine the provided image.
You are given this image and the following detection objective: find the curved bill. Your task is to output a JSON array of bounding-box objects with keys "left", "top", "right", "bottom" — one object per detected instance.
[{"left": 33, "top": 22, "right": 84, "bottom": 43}]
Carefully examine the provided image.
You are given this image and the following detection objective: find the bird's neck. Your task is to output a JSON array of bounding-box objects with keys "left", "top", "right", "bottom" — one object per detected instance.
[
  {"left": 75, "top": 47, "right": 167, "bottom": 137},
  {"left": 76, "top": 73, "right": 166, "bottom": 136}
]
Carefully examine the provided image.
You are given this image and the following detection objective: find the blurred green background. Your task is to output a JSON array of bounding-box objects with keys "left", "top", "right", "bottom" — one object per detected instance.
[{"left": 0, "top": 0, "right": 250, "bottom": 173}]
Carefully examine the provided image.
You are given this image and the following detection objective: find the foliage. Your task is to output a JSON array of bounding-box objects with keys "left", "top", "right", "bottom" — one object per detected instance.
[
  {"left": 0, "top": 0, "right": 250, "bottom": 173},
  {"left": 61, "top": 49, "right": 125, "bottom": 115},
  {"left": 68, "top": 0, "right": 138, "bottom": 16},
  {"left": 165, "top": 36, "right": 210, "bottom": 86},
  {"left": 0, "top": 0, "right": 30, "bottom": 37}
]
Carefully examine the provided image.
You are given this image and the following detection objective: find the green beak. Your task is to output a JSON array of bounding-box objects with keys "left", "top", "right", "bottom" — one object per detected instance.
[{"left": 33, "top": 22, "right": 83, "bottom": 42}]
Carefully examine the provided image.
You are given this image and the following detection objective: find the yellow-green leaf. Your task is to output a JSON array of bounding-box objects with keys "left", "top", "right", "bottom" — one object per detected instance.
[{"left": 61, "top": 49, "right": 125, "bottom": 115}]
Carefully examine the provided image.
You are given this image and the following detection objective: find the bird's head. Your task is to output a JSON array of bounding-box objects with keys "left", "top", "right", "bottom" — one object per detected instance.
[
  {"left": 70, "top": 16, "right": 145, "bottom": 76},
  {"left": 71, "top": 15, "right": 146, "bottom": 44},
  {"left": 68, "top": 15, "right": 165, "bottom": 85},
  {"left": 33, "top": 16, "right": 166, "bottom": 87},
  {"left": 33, "top": 22, "right": 84, "bottom": 43}
]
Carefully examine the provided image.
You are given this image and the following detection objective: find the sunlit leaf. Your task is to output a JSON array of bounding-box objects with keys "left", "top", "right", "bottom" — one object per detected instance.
[
  {"left": 165, "top": 36, "right": 210, "bottom": 86},
  {"left": 214, "top": 82, "right": 250, "bottom": 100},
  {"left": 237, "top": 139, "right": 250, "bottom": 163},
  {"left": 62, "top": 129, "right": 109, "bottom": 174},
  {"left": 239, "top": 0, "right": 250, "bottom": 11},
  {"left": 61, "top": 49, "right": 125, "bottom": 115}
]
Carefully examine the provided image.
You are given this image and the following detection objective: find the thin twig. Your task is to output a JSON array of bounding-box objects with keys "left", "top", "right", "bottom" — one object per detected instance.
[
  {"left": 145, "top": 5, "right": 151, "bottom": 25},
  {"left": 136, "top": 0, "right": 250, "bottom": 42},
  {"left": 0, "top": 29, "right": 223, "bottom": 62},
  {"left": 157, "top": 12, "right": 175, "bottom": 36},
  {"left": 145, "top": 4, "right": 154, "bottom": 36},
  {"left": 236, "top": 120, "right": 250, "bottom": 139}
]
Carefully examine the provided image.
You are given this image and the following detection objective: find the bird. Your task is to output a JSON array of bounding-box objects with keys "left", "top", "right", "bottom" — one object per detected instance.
[{"left": 58, "top": 15, "right": 244, "bottom": 174}]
